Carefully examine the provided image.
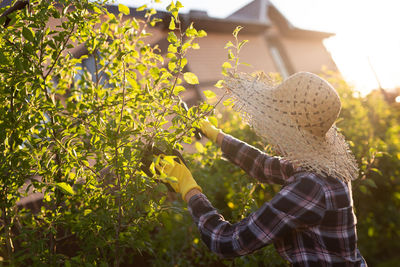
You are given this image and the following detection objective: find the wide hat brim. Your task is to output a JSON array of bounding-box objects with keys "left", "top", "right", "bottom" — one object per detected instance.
[{"left": 224, "top": 72, "right": 358, "bottom": 182}]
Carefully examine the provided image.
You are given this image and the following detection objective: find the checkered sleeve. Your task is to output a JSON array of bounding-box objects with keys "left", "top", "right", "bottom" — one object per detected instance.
[
  {"left": 221, "top": 134, "right": 294, "bottom": 184},
  {"left": 188, "top": 176, "right": 326, "bottom": 258}
]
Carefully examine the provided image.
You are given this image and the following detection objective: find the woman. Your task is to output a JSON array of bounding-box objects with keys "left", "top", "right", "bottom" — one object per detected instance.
[{"left": 157, "top": 72, "right": 367, "bottom": 266}]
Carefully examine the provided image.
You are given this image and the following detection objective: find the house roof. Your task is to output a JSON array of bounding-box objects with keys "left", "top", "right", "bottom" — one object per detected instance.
[
  {"left": 106, "top": 4, "right": 269, "bottom": 35},
  {"left": 228, "top": 0, "right": 335, "bottom": 38},
  {"left": 268, "top": 4, "right": 334, "bottom": 38},
  {"left": 228, "top": 0, "right": 270, "bottom": 24}
]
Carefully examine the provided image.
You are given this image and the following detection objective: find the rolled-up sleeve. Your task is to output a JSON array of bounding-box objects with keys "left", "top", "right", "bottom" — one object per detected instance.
[
  {"left": 221, "top": 134, "right": 295, "bottom": 185},
  {"left": 188, "top": 176, "right": 326, "bottom": 258}
]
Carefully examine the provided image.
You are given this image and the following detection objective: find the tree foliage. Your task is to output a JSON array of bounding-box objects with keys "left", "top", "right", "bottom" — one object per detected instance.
[
  {"left": 0, "top": 1, "right": 212, "bottom": 265},
  {"left": 0, "top": 1, "right": 399, "bottom": 266}
]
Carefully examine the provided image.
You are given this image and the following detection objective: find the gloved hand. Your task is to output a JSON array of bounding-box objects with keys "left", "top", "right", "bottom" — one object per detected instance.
[
  {"left": 157, "top": 156, "right": 202, "bottom": 200},
  {"left": 198, "top": 119, "right": 223, "bottom": 143}
]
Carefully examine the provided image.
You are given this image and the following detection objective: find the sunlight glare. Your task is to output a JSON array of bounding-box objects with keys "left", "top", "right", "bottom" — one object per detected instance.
[{"left": 272, "top": 0, "right": 400, "bottom": 95}]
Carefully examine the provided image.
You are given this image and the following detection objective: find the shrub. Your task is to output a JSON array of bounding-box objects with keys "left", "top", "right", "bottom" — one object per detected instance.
[{"left": 0, "top": 1, "right": 212, "bottom": 265}]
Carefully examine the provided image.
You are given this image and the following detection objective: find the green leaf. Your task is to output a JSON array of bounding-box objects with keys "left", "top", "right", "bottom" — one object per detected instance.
[
  {"left": 185, "top": 25, "right": 198, "bottom": 37},
  {"left": 0, "top": 16, "right": 6, "bottom": 27},
  {"left": 224, "top": 41, "right": 234, "bottom": 49},
  {"left": 203, "top": 90, "right": 216, "bottom": 99},
  {"left": 182, "top": 136, "right": 192, "bottom": 144},
  {"left": 228, "top": 49, "right": 235, "bottom": 60},
  {"left": 93, "top": 6, "right": 102, "bottom": 14},
  {"left": 148, "top": 8, "right": 157, "bottom": 16},
  {"left": 84, "top": 209, "right": 92, "bottom": 216},
  {"left": 150, "top": 67, "right": 160, "bottom": 79},
  {"left": 233, "top": 26, "right": 243, "bottom": 38},
  {"left": 167, "top": 1, "right": 176, "bottom": 12},
  {"left": 364, "top": 179, "right": 377, "bottom": 188},
  {"left": 101, "top": 23, "right": 109, "bottom": 34},
  {"left": 197, "top": 30, "right": 207, "bottom": 37},
  {"left": 176, "top": 1, "right": 184, "bottom": 9},
  {"left": 162, "top": 155, "right": 176, "bottom": 166},
  {"left": 151, "top": 19, "right": 162, "bottom": 27},
  {"left": 208, "top": 116, "right": 218, "bottom": 127},
  {"left": 127, "top": 75, "right": 140, "bottom": 89},
  {"left": 183, "top": 72, "right": 199, "bottom": 85},
  {"left": 123, "top": 147, "right": 131, "bottom": 161},
  {"left": 167, "top": 32, "right": 178, "bottom": 43},
  {"left": 14, "top": 57, "right": 24, "bottom": 71},
  {"left": 56, "top": 182, "right": 75, "bottom": 195},
  {"left": 195, "top": 142, "right": 204, "bottom": 153},
  {"left": 240, "top": 62, "right": 252, "bottom": 67},
  {"left": 137, "top": 4, "right": 147, "bottom": 12},
  {"left": 168, "top": 44, "right": 177, "bottom": 53},
  {"left": 168, "top": 61, "right": 177, "bottom": 72},
  {"left": 222, "top": 62, "right": 232, "bottom": 69},
  {"left": 222, "top": 62, "right": 232, "bottom": 76},
  {"left": 192, "top": 43, "right": 200, "bottom": 49},
  {"left": 223, "top": 98, "right": 234, "bottom": 106},
  {"left": 132, "top": 18, "right": 139, "bottom": 29},
  {"left": 22, "top": 27, "right": 35, "bottom": 42},
  {"left": 370, "top": 168, "right": 382, "bottom": 176},
  {"left": 0, "top": 51, "right": 7, "bottom": 64},
  {"left": 173, "top": 85, "right": 186, "bottom": 96},
  {"left": 368, "top": 227, "right": 374, "bottom": 237},
  {"left": 167, "top": 2, "right": 179, "bottom": 19},
  {"left": 238, "top": 39, "right": 249, "bottom": 51},
  {"left": 118, "top": 4, "right": 130, "bottom": 15},
  {"left": 214, "top": 80, "right": 224, "bottom": 88},
  {"left": 180, "top": 58, "right": 188, "bottom": 68},
  {"left": 169, "top": 18, "right": 176, "bottom": 30}
]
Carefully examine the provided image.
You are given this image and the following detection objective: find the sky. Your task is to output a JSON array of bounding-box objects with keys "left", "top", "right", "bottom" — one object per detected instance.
[{"left": 116, "top": 0, "right": 400, "bottom": 96}]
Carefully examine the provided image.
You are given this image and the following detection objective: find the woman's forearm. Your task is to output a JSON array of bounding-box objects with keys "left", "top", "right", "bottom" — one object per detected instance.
[
  {"left": 216, "top": 132, "right": 225, "bottom": 147},
  {"left": 185, "top": 188, "right": 202, "bottom": 203}
]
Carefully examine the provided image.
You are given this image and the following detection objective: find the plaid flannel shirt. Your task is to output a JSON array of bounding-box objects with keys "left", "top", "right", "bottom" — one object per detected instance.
[{"left": 188, "top": 134, "right": 367, "bottom": 266}]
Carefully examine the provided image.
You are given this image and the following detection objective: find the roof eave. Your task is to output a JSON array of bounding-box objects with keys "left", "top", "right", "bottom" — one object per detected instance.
[
  {"left": 268, "top": 5, "right": 335, "bottom": 39},
  {"left": 183, "top": 15, "right": 269, "bottom": 34}
]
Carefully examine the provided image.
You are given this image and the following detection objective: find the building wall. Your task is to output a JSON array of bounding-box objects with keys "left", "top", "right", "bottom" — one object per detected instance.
[
  {"left": 280, "top": 36, "right": 337, "bottom": 73},
  {"left": 186, "top": 32, "right": 278, "bottom": 85}
]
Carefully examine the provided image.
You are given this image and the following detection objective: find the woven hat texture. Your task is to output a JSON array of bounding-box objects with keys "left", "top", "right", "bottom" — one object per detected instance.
[{"left": 224, "top": 71, "right": 358, "bottom": 182}]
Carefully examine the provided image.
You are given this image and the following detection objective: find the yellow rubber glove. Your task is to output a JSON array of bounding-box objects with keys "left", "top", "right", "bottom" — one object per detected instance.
[
  {"left": 157, "top": 156, "right": 202, "bottom": 200},
  {"left": 198, "top": 119, "right": 222, "bottom": 143}
]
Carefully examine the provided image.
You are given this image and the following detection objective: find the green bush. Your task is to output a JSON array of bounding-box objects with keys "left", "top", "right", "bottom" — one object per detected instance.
[
  {"left": 0, "top": 1, "right": 212, "bottom": 265},
  {"left": 326, "top": 72, "right": 400, "bottom": 266}
]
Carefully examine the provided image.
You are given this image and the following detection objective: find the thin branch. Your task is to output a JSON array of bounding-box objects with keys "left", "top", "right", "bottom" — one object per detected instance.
[
  {"left": 50, "top": 130, "right": 102, "bottom": 181},
  {"left": 148, "top": 19, "right": 185, "bottom": 145},
  {"left": 175, "top": 93, "right": 226, "bottom": 142},
  {"left": 113, "top": 59, "right": 127, "bottom": 267},
  {"left": 94, "top": 49, "right": 100, "bottom": 90},
  {"left": 43, "top": 25, "right": 76, "bottom": 80}
]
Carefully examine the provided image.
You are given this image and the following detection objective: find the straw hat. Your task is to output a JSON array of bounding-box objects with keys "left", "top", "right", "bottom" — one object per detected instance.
[{"left": 224, "top": 71, "right": 358, "bottom": 182}]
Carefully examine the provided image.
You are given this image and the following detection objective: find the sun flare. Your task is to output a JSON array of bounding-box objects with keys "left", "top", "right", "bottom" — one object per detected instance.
[{"left": 271, "top": 0, "right": 400, "bottom": 95}]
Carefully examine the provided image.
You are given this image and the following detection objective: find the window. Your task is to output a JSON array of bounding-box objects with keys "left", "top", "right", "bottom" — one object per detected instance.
[
  {"left": 75, "top": 52, "right": 109, "bottom": 87},
  {"left": 269, "top": 45, "right": 289, "bottom": 79}
]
